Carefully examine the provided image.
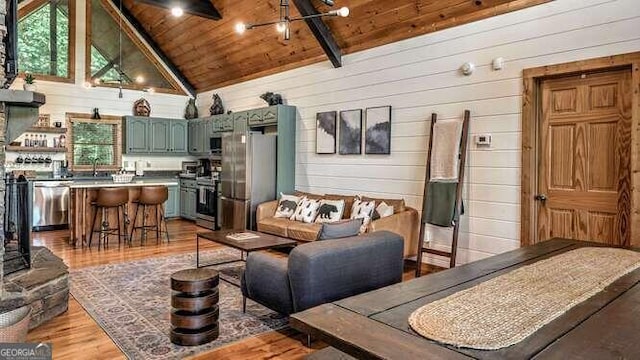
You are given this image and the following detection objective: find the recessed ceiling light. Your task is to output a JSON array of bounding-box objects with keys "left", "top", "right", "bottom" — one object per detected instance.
[
  {"left": 135, "top": 75, "right": 145, "bottom": 84},
  {"left": 171, "top": 6, "right": 184, "bottom": 17},
  {"left": 235, "top": 23, "right": 247, "bottom": 34}
]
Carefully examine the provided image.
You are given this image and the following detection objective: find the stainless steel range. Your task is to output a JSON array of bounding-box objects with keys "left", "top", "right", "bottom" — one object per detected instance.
[{"left": 195, "top": 176, "right": 220, "bottom": 230}]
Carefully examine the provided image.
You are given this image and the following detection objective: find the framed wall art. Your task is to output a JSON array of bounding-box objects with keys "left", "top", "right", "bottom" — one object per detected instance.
[
  {"left": 365, "top": 106, "right": 392, "bottom": 154},
  {"left": 316, "top": 111, "right": 337, "bottom": 154},
  {"left": 339, "top": 109, "right": 362, "bottom": 155}
]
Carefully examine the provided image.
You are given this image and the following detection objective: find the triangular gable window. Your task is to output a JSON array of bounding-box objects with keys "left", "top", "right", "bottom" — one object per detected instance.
[
  {"left": 17, "top": 0, "right": 75, "bottom": 81},
  {"left": 87, "top": 0, "right": 182, "bottom": 94}
]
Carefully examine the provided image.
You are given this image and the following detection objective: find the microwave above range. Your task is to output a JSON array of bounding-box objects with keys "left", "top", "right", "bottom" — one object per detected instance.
[{"left": 210, "top": 134, "right": 222, "bottom": 158}]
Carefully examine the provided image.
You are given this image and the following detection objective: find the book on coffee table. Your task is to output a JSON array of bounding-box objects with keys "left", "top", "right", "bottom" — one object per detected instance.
[{"left": 225, "top": 232, "right": 260, "bottom": 241}]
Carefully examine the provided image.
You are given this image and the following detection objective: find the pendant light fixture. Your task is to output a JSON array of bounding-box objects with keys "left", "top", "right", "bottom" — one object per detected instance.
[
  {"left": 117, "top": 0, "right": 124, "bottom": 98},
  {"left": 235, "top": 0, "right": 349, "bottom": 41}
]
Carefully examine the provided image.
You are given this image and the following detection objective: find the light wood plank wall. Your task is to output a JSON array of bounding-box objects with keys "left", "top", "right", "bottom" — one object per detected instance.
[
  {"left": 9, "top": 0, "right": 192, "bottom": 170},
  {"left": 197, "top": 0, "right": 640, "bottom": 266}
]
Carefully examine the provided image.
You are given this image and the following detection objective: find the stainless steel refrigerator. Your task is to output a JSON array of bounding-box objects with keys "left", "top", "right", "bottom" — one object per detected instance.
[{"left": 220, "top": 126, "right": 277, "bottom": 230}]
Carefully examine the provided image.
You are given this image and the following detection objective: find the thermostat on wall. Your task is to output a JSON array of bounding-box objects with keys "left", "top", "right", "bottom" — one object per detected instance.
[{"left": 475, "top": 134, "right": 492, "bottom": 146}]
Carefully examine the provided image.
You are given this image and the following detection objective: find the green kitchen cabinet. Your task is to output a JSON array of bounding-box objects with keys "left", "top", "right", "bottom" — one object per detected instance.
[
  {"left": 150, "top": 119, "right": 170, "bottom": 152},
  {"left": 188, "top": 188, "right": 198, "bottom": 220},
  {"left": 179, "top": 188, "right": 189, "bottom": 219},
  {"left": 222, "top": 115, "right": 233, "bottom": 131},
  {"left": 262, "top": 106, "right": 279, "bottom": 125},
  {"left": 247, "top": 109, "right": 262, "bottom": 126},
  {"left": 170, "top": 120, "right": 188, "bottom": 153},
  {"left": 179, "top": 178, "right": 198, "bottom": 220},
  {"left": 188, "top": 119, "right": 210, "bottom": 156},
  {"left": 164, "top": 185, "right": 179, "bottom": 218},
  {"left": 209, "top": 117, "right": 221, "bottom": 134},
  {"left": 124, "top": 116, "right": 188, "bottom": 155},
  {"left": 124, "top": 117, "right": 150, "bottom": 153},
  {"left": 247, "top": 106, "right": 279, "bottom": 126}
]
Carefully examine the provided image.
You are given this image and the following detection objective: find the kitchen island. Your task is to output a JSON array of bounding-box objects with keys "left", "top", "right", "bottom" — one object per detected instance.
[{"left": 68, "top": 178, "right": 179, "bottom": 247}]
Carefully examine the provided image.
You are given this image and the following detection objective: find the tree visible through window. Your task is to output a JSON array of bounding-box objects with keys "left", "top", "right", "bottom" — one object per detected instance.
[
  {"left": 17, "top": 0, "right": 72, "bottom": 79},
  {"left": 72, "top": 122, "right": 116, "bottom": 166},
  {"left": 88, "top": 0, "right": 178, "bottom": 91},
  {"left": 68, "top": 116, "right": 122, "bottom": 171}
]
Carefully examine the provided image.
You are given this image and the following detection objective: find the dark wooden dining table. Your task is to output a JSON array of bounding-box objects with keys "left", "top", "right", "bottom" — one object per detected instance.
[{"left": 291, "top": 239, "right": 640, "bottom": 359}]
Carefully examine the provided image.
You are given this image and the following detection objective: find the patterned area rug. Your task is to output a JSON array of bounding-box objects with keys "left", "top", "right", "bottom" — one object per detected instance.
[{"left": 71, "top": 249, "right": 288, "bottom": 359}]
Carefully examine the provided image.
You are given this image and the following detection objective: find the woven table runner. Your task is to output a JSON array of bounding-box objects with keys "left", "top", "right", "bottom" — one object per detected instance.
[{"left": 408, "top": 247, "right": 640, "bottom": 350}]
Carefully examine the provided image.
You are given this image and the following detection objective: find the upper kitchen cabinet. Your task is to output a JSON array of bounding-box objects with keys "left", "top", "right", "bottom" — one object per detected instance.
[
  {"left": 150, "top": 119, "right": 170, "bottom": 152},
  {"left": 170, "top": 120, "right": 188, "bottom": 153},
  {"left": 233, "top": 111, "right": 249, "bottom": 133},
  {"left": 123, "top": 116, "right": 188, "bottom": 155},
  {"left": 188, "top": 119, "right": 210, "bottom": 157},
  {"left": 247, "top": 106, "right": 280, "bottom": 126},
  {"left": 125, "top": 117, "right": 150, "bottom": 153}
]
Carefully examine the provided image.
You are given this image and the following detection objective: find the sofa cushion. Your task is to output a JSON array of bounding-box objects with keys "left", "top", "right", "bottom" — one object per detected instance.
[
  {"left": 275, "top": 193, "right": 303, "bottom": 218},
  {"left": 319, "top": 219, "right": 363, "bottom": 240},
  {"left": 324, "top": 194, "right": 356, "bottom": 218},
  {"left": 315, "top": 199, "right": 346, "bottom": 223},
  {"left": 287, "top": 221, "right": 322, "bottom": 242},
  {"left": 362, "top": 196, "right": 405, "bottom": 214},
  {"left": 257, "top": 217, "right": 291, "bottom": 237},
  {"left": 372, "top": 201, "right": 394, "bottom": 220},
  {"left": 351, "top": 198, "right": 376, "bottom": 233},
  {"left": 291, "top": 198, "right": 322, "bottom": 223}
]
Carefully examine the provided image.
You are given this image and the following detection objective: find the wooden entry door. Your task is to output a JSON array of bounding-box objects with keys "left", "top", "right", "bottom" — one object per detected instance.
[{"left": 537, "top": 69, "right": 632, "bottom": 245}]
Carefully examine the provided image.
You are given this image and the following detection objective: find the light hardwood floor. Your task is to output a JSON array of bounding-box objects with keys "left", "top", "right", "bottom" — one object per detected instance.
[{"left": 26, "top": 219, "right": 439, "bottom": 359}]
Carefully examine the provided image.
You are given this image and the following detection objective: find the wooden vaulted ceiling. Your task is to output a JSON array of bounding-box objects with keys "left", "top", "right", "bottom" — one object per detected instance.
[{"left": 125, "top": 0, "right": 551, "bottom": 92}]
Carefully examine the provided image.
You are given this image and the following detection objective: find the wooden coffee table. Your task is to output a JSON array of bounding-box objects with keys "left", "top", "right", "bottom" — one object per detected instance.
[{"left": 196, "top": 230, "right": 297, "bottom": 269}]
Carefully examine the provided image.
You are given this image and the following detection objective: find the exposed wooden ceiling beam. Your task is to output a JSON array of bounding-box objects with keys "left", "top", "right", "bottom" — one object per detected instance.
[
  {"left": 110, "top": 0, "right": 196, "bottom": 96},
  {"left": 135, "top": 0, "right": 222, "bottom": 20},
  {"left": 292, "top": 0, "right": 342, "bottom": 68}
]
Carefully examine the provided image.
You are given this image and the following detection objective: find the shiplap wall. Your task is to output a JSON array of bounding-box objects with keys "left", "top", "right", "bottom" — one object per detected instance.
[
  {"left": 196, "top": 0, "right": 640, "bottom": 266},
  {"left": 8, "top": 0, "right": 192, "bottom": 171}
]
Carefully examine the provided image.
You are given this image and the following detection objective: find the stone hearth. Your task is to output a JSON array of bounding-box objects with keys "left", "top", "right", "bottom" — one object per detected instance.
[
  {"left": 0, "top": 1, "right": 70, "bottom": 328},
  {"left": 0, "top": 247, "right": 69, "bottom": 328}
]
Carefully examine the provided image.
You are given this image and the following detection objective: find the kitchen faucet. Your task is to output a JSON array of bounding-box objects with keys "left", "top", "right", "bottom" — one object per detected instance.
[{"left": 92, "top": 158, "right": 98, "bottom": 177}]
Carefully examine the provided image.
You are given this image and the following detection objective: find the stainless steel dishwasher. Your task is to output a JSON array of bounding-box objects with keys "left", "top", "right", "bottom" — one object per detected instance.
[{"left": 32, "top": 180, "right": 72, "bottom": 231}]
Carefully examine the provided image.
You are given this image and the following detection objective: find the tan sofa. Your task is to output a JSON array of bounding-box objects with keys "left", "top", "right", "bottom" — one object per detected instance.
[{"left": 256, "top": 192, "right": 419, "bottom": 258}]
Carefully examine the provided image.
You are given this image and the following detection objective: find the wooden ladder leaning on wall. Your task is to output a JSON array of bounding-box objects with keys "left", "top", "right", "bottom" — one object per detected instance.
[{"left": 415, "top": 110, "right": 471, "bottom": 276}]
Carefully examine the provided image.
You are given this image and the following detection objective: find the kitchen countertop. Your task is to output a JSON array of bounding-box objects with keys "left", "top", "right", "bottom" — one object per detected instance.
[{"left": 68, "top": 178, "right": 179, "bottom": 189}]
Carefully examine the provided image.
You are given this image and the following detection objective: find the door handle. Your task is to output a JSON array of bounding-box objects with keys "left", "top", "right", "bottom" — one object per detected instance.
[{"left": 534, "top": 194, "right": 547, "bottom": 202}]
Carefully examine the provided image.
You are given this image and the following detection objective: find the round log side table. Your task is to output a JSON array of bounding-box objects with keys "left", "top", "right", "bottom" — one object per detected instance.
[{"left": 170, "top": 268, "right": 220, "bottom": 346}]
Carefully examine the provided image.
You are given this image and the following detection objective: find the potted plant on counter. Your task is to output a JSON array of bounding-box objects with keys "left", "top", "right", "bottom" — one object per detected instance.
[{"left": 23, "top": 72, "right": 36, "bottom": 91}]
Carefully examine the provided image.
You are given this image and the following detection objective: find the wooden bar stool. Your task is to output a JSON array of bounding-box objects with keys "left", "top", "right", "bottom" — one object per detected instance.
[
  {"left": 130, "top": 186, "right": 170, "bottom": 245},
  {"left": 89, "top": 187, "right": 129, "bottom": 250}
]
